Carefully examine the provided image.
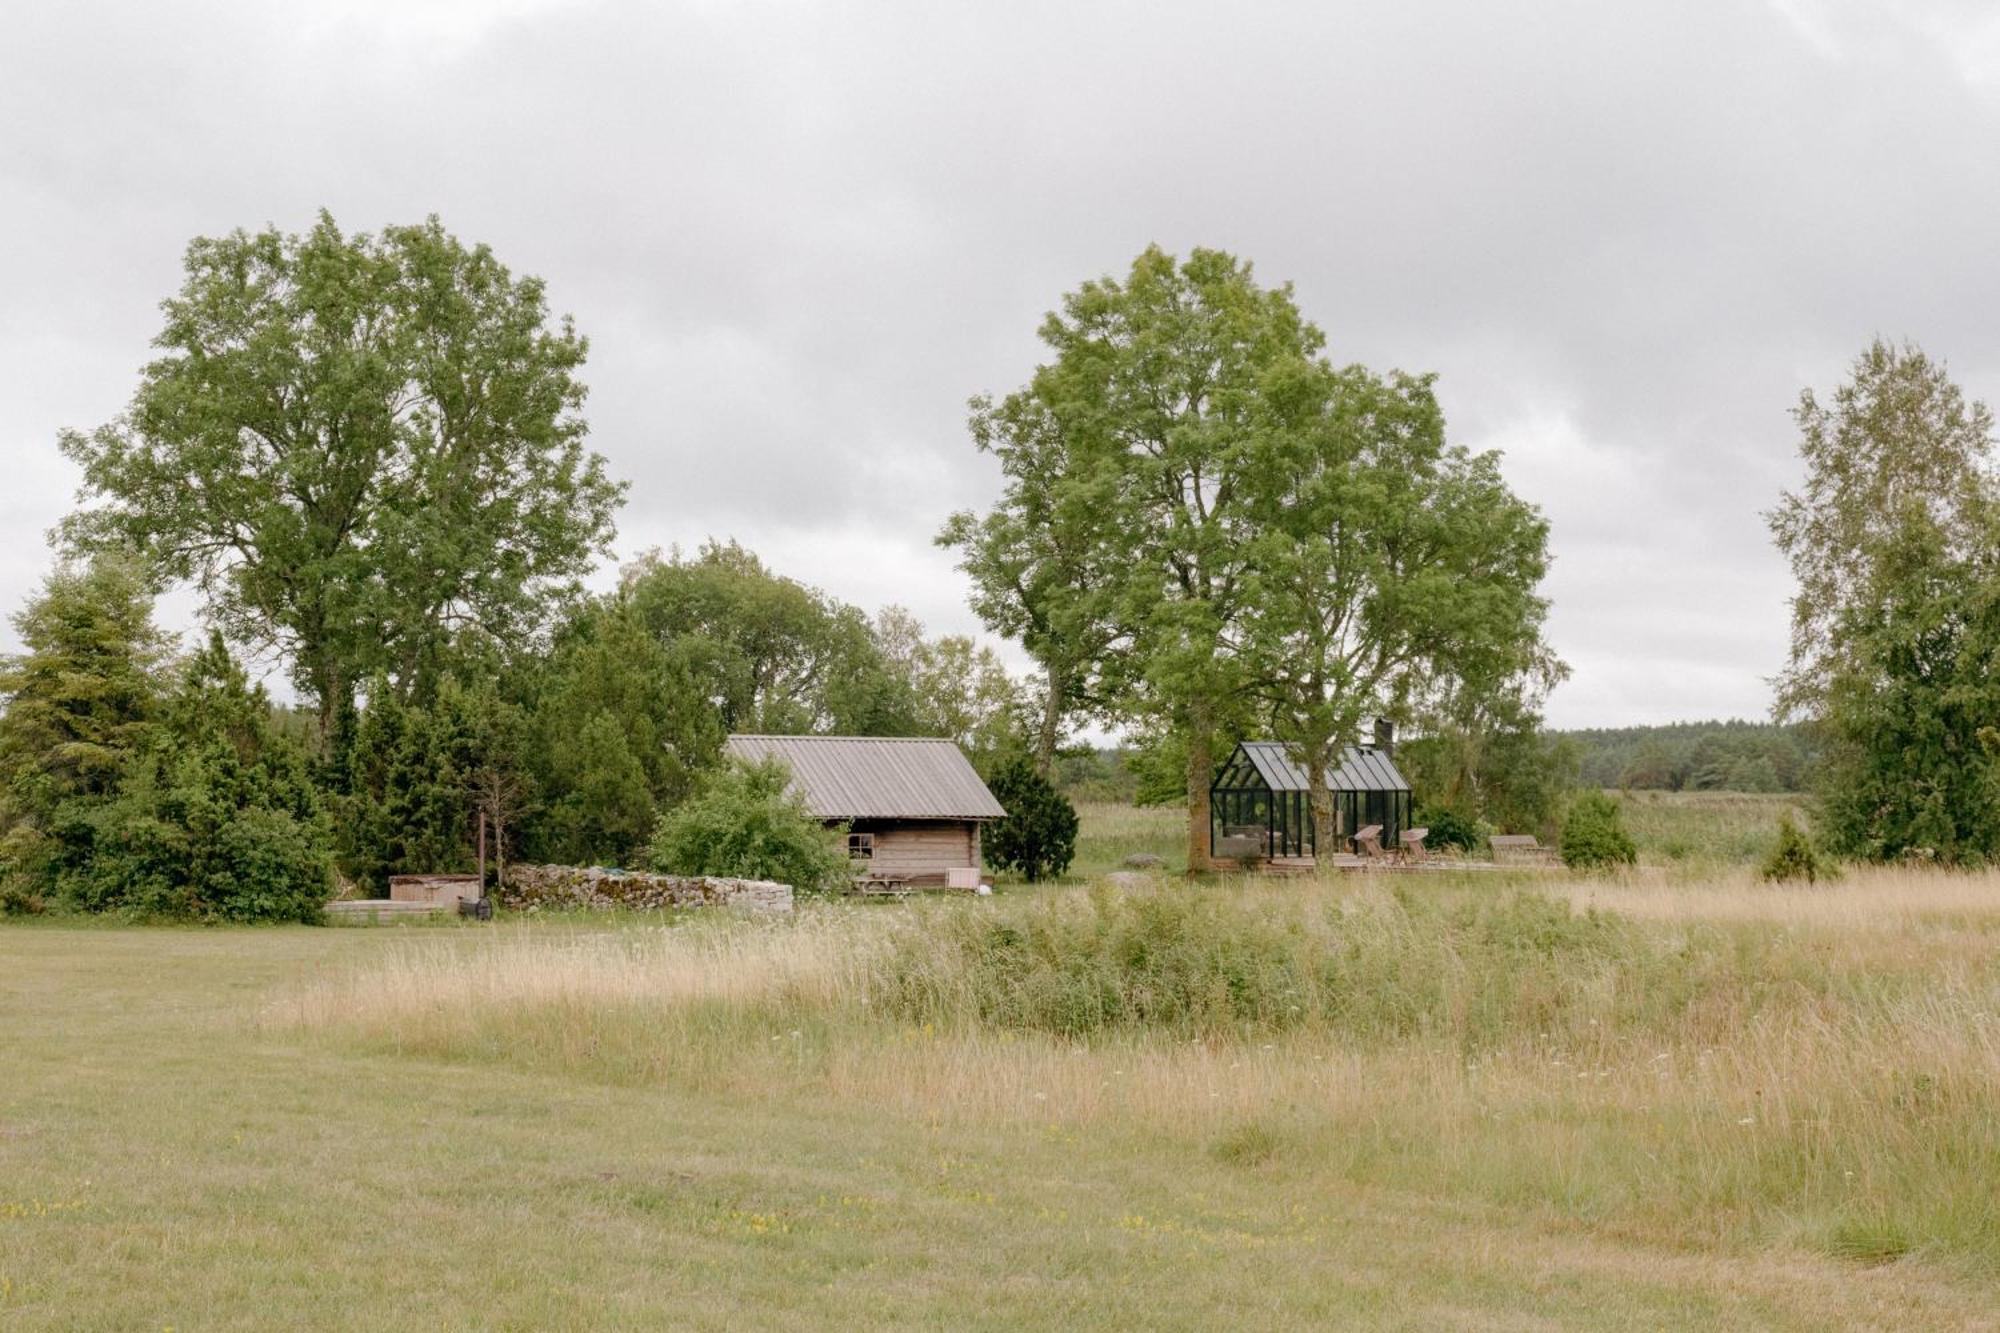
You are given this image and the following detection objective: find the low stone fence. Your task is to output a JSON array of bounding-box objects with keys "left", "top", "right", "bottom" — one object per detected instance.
[{"left": 496, "top": 864, "right": 794, "bottom": 914}]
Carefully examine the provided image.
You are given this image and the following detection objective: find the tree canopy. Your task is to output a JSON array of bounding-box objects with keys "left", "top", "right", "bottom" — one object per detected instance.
[
  {"left": 0, "top": 556, "right": 169, "bottom": 900},
  {"left": 1234, "top": 363, "right": 1558, "bottom": 854},
  {"left": 620, "top": 541, "right": 921, "bottom": 737},
  {"left": 949, "top": 246, "right": 1558, "bottom": 864},
  {"left": 1559, "top": 720, "right": 1814, "bottom": 793},
  {"left": 1768, "top": 340, "right": 2000, "bottom": 863},
  {"left": 60, "top": 212, "right": 624, "bottom": 737},
  {"left": 941, "top": 383, "right": 1125, "bottom": 772}
]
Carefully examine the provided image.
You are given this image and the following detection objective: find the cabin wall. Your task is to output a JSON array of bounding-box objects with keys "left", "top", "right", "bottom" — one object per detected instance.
[{"left": 847, "top": 819, "right": 979, "bottom": 884}]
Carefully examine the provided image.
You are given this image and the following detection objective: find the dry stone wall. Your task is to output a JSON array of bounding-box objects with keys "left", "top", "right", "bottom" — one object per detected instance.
[{"left": 497, "top": 864, "right": 793, "bottom": 914}]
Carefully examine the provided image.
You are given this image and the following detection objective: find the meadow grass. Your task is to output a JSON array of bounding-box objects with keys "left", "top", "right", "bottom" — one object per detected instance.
[
  {"left": 1615, "top": 788, "right": 1812, "bottom": 867},
  {"left": 1068, "top": 789, "right": 1811, "bottom": 882},
  {"left": 272, "top": 869, "right": 2000, "bottom": 1292},
  {"left": 1068, "top": 799, "right": 1186, "bottom": 878},
  {"left": 7, "top": 840, "right": 2000, "bottom": 1327}
]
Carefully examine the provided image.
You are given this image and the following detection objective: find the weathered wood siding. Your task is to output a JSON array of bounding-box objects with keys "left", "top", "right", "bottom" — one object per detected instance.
[{"left": 854, "top": 820, "right": 979, "bottom": 884}]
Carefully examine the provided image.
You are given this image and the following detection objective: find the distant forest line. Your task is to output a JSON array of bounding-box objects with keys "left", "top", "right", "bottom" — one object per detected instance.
[{"left": 1554, "top": 720, "right": 1815, "bottom": 793}]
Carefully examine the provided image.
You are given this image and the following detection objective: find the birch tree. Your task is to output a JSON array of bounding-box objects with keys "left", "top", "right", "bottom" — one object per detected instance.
[{"left": 1768, "top": 339, "right": 2000, "bottom": 862}]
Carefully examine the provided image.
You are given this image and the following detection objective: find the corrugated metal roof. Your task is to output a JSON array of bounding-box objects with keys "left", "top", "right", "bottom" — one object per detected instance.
[
  {"left": 1235, "top": 741, "right": 1411, "bottom": 794},
  {"left": 724, "top": 735, "right": 1008, "bottom": 820}
]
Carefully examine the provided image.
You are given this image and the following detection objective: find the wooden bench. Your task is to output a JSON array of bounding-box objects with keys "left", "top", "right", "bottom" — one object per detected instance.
[{"left": 1491, "top": 834, "right": 1558, "bottom": 867}]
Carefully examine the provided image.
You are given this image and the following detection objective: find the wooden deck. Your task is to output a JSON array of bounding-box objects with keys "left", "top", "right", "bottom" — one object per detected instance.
[{"left": 1263, "top": 856, "right": 1514, "bottom": 875}]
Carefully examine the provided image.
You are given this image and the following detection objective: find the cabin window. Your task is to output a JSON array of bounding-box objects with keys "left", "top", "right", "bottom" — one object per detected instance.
[{"left": 847, "top": 832, "right": 875, "bottom": 860}]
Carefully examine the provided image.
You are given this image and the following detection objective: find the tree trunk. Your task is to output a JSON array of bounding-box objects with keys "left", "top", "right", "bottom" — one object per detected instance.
[
  {"left": 1034, "top": 665, "right": 1067, "bottom": 776},
  {"left": 1185, "top": 709, "right": 1214, "bottom": 874},
  {"left": 1306, "top": 744, "right": 1340, "bottom": 861},
  {"left": 312, "top": 659, "right": 347, "bottom": 753}
]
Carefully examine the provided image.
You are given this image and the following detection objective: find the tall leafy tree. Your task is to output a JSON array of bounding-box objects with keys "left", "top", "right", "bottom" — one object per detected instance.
[
  {"left": 60, "top": 212, "right": 624, "bottom": 740},
  {"left": 957, "top": 246, "right": 1556, "bottom": 868},
  {"left": 1236, "top": 366, "right": 1559, "bottom": 853},
  {"left": 961, "top": 247, "right": 1314, "bottom": 869},
  {"left": 621, "top": 542, "right": 919, "bottom": 735},
  {"left": 1768, "top": 340, "right": 2000, "bottom": 862},
  {"left": 873, "top": 606, "right": 1024, "bottom": 769},
  {"left": 939, "top": 392, "right": 1124, "bottom": 772}
]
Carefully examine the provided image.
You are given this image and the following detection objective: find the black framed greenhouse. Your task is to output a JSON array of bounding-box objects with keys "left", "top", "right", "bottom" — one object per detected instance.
[{"left": 1209, "top": 740, "right": 1412, "bottom": 861}]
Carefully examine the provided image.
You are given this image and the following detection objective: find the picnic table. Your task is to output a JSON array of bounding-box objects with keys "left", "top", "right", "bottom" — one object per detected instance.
[{"left": 852, "top": 873, "right": 913, "bottom": 897}]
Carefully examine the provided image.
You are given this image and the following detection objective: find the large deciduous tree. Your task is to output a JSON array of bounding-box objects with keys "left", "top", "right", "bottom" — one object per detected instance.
[
  {"left": 939, "top": 391, "right": 1124, "bottom": 773},
  {"left": 1237, "top": 366, "right": 1559, "bottom": 854},
  {"left": 1768, "top": 340, "right": 2000, "bottom": 863},
  {"left": 60, "top": 212, "right": 624, "bottom": 741},
  {"left": 620, "top": 542, "right": 919, "bottom": 736},
  {"left": 953, "top": 246, "right": 1556, "bottom": 869},
  {"left": 955, "top": 247, "right": 1312, "bottom": 869},
  {"left": 873, "top": 606, "right": 1024, "bottom": 770}
]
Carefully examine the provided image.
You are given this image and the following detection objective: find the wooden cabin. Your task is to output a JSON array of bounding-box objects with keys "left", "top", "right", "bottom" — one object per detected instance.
[
  {"left": 724, "top": 735, "right": 1006, "bottom": 887},
  {"left": 1209, "top": 739, "right": 1412, "bottom": 863}
]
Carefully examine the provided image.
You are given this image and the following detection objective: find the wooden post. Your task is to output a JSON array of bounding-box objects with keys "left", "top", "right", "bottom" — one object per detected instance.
[{"left": 477, "top": 809, "right": 488, "bottom": 901}]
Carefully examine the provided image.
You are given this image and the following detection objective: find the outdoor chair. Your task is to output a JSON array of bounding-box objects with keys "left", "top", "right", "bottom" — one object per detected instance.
[
  {"left": 1400, "top": 827, "right": 1430, "bottom": 861},
  {"left": 1353, "top": 824, "right": 1386, "bottom": 859}
]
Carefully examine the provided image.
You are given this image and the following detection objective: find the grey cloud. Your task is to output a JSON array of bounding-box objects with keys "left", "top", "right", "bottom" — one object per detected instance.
[{"left": 6, "top": 0, "right": 2000, "bottom": 726}]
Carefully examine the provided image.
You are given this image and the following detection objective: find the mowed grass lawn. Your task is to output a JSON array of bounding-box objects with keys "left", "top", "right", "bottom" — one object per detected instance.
[{"left": 5, "top": 817, "right": 1999, "bottom": 1328}]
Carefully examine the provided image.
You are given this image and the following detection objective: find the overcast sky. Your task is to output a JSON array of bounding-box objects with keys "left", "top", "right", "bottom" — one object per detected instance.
[{"left": 6, "top": 0, "right": 2000, "bottom": 729}]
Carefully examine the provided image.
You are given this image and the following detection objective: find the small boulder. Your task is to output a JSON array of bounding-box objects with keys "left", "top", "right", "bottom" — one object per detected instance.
[{"left": 1122, "top": 853, "right": 1165, "bottom": 869}]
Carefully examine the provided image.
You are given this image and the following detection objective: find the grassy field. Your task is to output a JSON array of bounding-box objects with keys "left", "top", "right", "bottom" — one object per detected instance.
[
  {"left": 1070, "top": 800, "right": 1187, "bottom": 878},
  {"left": 1069, "top": 789, "right": 1811, "bottom": 880},
  {"left": 1616, "top": 788, "right": 1811, "bottom": 867},
  {"left": 6, "top": 850, "right": 2000, "bottom": 1328}
]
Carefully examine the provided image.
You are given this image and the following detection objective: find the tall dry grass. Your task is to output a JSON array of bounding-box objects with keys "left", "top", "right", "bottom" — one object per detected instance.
[{"left": 274, "top": 871, "right": 2000, "bottom": 1272}]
